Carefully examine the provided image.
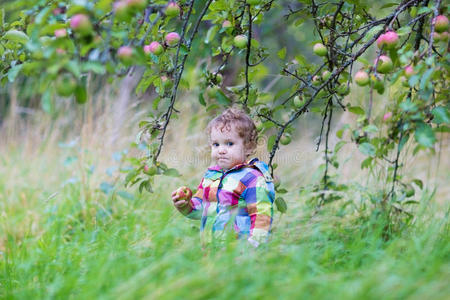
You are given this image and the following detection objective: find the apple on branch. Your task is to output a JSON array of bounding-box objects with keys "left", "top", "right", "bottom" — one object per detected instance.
[
  {"left": 234, "top": 35, "right": 248, "bottom": 48},
  {"left": 70, "top": 14, "right": 92, "bottom": 36},
  {"left": 144, "top": 41, "right": 163, "bottom": 55},
  {"left": 313, "top": 43, "right": 327, "bottom": 56},
  {"left": 165, "top": 32, "right": 180, "bottom": 47},
  {"left": 165, "top": 2, "right": 180, "bottom": 17},
  {"left": 433, "top": 15, "right": 449, "bottom": 33}
]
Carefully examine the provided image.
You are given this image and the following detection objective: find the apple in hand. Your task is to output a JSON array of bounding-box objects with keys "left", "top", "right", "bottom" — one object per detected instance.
[{"left": 175, "top": 186, "right": 192, "bottom": 200}]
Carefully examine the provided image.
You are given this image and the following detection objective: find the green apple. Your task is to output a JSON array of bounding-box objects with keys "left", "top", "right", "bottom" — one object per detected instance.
[
  {"left": 354, "top": 70, "right": 369, "bottom": 86},
  {"left": 165, "top": 2, "right": 180, "bottom": 17},
  {"left": 313, "top": 43, "right": 327, "bottom": 56},
  {"left": 280, "top": 134, "right": 292, "bottom": 145},
  {"left": 56, "top": 73, "right": 77, "bottom": 97},
  {"left": 234, "top": 35, "right": 248, "bottom": 48},
  {"left": 375, "top": 55, "right": 393, "bottom": 74}
]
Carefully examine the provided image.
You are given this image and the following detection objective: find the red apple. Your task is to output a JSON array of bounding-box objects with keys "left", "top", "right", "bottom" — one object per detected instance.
[
  {"left": 313, "top": 43, "right": 327, "bottom": 56},
  {"left": 375, "top": 55, "right": 393, "bottom": 74},
  {"left": 404, "top": 65, "right": 414, "bottom": 78},
  {"left": 165, "top": 2, "right": 180, "bottom": 17},
  {"left": 377, "top": 31, "right": 398, "bottom": 49},
  {"left": 354, "top": 70, "right": 369, "bottom": 86},
  {"left": 222, "top": 20, "right": 232, "bottom": 29},
  {"left": 383, "top": 112, "right": 392, "bottom": 121},
  {"left": 144, "top": 41, "right": 163, "bottom": 55},
  {"left": 114, "top": 1, "right": 131, "bottom": 22},
  {"left": 165, "top": 32, "right": 180, "bottom": 47},
  {"left": 70, "top": 14, "right": 92, "bottom": 36},
  {"left": 433, "top": 15, "right": 449, "bottom": 33},
  {"left": 54, "top": 29, "right": 67, "bottom": 38},
  {"left": 176, "top": 186, "right": 192, "bottom": 200},
  {"left": 117, "top": 46, "right": 134, "bottom": 64},
  {"left": 234, "top": 35, "right": 248, "bottom": 48}
]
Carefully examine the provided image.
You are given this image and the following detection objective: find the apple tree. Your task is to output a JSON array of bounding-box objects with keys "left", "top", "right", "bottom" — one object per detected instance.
[{"left": 1, "top": 0, "right": 448, "bottom": 226}]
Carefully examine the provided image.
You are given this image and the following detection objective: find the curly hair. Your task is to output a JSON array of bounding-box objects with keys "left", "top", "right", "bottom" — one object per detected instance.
[{"left": 206, "top": 108, "right": 258, "bottom": 155}]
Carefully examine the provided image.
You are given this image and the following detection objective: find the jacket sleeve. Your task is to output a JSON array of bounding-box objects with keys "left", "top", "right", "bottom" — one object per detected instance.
[
  {"left": 242, "top": 173, "right": 274, "bottom": 247},
  {"left": 183, "top": 178, "right": 204, "bottom": 220}
]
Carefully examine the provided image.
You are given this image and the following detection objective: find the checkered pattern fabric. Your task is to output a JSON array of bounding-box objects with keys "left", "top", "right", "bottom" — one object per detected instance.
[{"left": 182, "top": 158, "right": 275, "bottom": 247}]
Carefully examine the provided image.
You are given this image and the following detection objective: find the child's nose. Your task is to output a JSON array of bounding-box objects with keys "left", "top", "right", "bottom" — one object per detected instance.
[{"left": 219, "top": 146, "right": 227, "bottom": 154}]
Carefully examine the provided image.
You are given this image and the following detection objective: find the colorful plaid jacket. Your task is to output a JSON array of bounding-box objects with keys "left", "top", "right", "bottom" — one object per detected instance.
[{"left": 182, "top": 158, "right": 275, "bottom": 247}]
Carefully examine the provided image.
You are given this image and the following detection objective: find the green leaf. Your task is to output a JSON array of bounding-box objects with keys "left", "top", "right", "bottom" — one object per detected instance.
[
  {"left": 362, "top": 124, "right": 378, "bottom": 133},
  {"left": 117, "top": 190, "right": 135, "bottom": 200},
  {"left": 362, "top": 25, "right": 383, "bottom": 43},
  {"left": 334, "top": 141, "right": 346, "bottom": 153},
  {"left": 348, "top": 106, "right": 365, "bottom": 115},
  {"left": 205, "top": 25, "right": 219, "bottom": 44},
  {"left": 361, "top": 157, "right": 373, "bottom": 169},
  {"left": 396, "top": 26, "right": 412, "bottom": 36},
  {"left": 412, "top": 179, "right": 423, "bottom": 190},
  {"left": 216, "top": 90, "right": 231, "bottom": 106},
  {"left": 358, "top": 142, "right": 376, "bottom": 157},
  {"left": 420, "top": 68, "right": 433, "bottom": 90},
  {"left": 275, "top": 197, "right": 287, "bottom": 213},
  {"left": 81, "top": 62, "right": 106, "bottom": 75},
  {"left": 7, "top": 64, "right": 22, "bottom": 82},
  {"left": 398, "top": 133, "right": 410, "bottom": 152},
  {"left": 3, "top": 30, "right": 29, "bottom": 44},
  {"left": 380, "top": 2, "right": 398, "bottom": 8},
  {"left": 198, "top": 92, "right": 206, "bottom": 106},
  {"left": 431, "top": 107, "right": 449, "bottom": 124},
  {"left": 267, "top": 135, "right": 276, "bottom": 152},
  {"left": 41, "top": 90, "right": 53, "bottom": 113},
  {"left": 75, "top": 84, "right": 87, "bottom": 104},
  {"left": 277, "top": 47, "right": 286, "bottom": 59},
  {"left": 417, "top": 7, "right": 432, "bottom": 14},
  {"left": 414, "top": 122, "right": 436, "bottom": 148},
  {"left": 163, "top": 168, "right": 181, "bottom": 177}
]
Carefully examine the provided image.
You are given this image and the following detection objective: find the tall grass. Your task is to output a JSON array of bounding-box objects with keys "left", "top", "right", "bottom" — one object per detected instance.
[{"left": 0, "top": 88, "right": 449, "bottom": 299}]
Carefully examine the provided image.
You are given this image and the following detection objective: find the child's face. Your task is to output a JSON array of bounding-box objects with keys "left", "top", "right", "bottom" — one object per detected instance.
[{"left": 210, "top": 125, "right": 250, "bottom": 170}]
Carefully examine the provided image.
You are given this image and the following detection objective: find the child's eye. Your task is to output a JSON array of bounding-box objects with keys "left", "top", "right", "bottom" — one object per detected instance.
[
  {"left": 212, "top": 143, "right": 219, "bottom": 147},
  {"left": 227, "top": 142, "right": 234, "bottom": 146}
]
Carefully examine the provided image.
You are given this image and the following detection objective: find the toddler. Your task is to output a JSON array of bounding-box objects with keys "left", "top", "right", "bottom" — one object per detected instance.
[{"left": 171, "top": 108, "right": 275, "bottom": 247}]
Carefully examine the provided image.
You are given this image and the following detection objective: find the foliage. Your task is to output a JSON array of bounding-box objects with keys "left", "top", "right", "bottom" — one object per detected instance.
[
  {"left": 1, "top": 0, "right": 449, "bottom": 222},
  {"left": 0, "top": 149, "right": 449, "bottom": 299}
]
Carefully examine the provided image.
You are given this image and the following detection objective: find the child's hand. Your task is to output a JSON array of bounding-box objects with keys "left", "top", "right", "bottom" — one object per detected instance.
[{"left": 171, "top": 186, "right": 192, "bottom": 213}]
